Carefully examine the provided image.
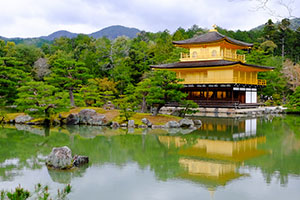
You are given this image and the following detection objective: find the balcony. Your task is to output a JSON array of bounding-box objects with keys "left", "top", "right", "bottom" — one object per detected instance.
[
  {"left": 180, "top": 78, "right": 266, "bottom": 85},
  {"left": 180, "top": 50, "right": 246, "bottom": 63}
]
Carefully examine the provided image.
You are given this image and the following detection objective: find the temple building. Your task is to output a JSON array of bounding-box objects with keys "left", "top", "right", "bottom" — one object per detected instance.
[{"left": 151, "top": 25, "right": 274, "bottom": 108}]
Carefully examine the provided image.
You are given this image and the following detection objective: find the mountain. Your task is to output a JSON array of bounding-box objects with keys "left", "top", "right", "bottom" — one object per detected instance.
[
  {"left": 40, "top": 30, "right": 78, "bottom": 41},
  {"left": 0, "top": 25, "right": 141, "bottom": 46},
  {"left": 89, "top": 25, "right": 140, "bottom": 40},
  {"left": 252, "top": 17, "right": 300, "bottom": 31}
]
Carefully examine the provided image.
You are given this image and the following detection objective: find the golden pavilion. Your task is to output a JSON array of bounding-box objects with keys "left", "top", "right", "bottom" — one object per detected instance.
[{"left": 151, "top": 25, "right": 274, "bottom": 108}]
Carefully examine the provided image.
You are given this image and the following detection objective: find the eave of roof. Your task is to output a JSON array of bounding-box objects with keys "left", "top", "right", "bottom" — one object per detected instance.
[
  {"left": 151, "top": 60, "right": 274, "bottom": 70},
  {"left": 173, "top": 31, "right": 253, "bottom": 48}
]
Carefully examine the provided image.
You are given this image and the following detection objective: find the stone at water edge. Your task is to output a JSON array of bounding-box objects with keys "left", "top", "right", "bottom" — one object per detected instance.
[
  {"left": 46, "top": 146, "right": 73, "bottom": 169},
  {"left": 79, "top": 109, "right": 97, "bottom": 124},
  {"left": 15, "top": 115, "right": 33, "bottom": 124},
  {"left": 89, "top": 114, "right": 108, "bottom": 125},
  {"left": 165, "top": 121, "right": 180, "bottom": 128},
  {"left": 66, "top": 113, "right": 80, "bottom": 125},
  {"left": 73, "top": 155, "right": 89, "bottom": 167},
  {"left": 193, "top": 119, "right": 202, "bottom": 126},
  {"left": 111, "top": 121, "right": 120, "bottom": 128},
  {"left": 179, "top": 118, "right": 195, "bottom": 128},
  {"left": 128, "top": 120, "right": 135, "bottom": 128},
  {"left": 141, "top": 118, "right": 152, "bottom": 127}
]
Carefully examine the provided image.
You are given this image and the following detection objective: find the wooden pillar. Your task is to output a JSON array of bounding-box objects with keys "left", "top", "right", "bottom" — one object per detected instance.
[{"left": 206, "top": 87, "right": 208, "bottom": 102}]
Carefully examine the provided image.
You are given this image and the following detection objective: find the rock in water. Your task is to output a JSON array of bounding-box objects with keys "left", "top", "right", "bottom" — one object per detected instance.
[
  {"left": 78, "top": 109, "right": 108, "bottom": 125},
  {"left": 111, "top": 121, "right": 120, "bottom": 128},
  {"left": 179, "top": 118, "right": 195, "bottom": 128},
  {"left": 141, "top": 118, "right": 152, "bottom": 127},
  {"left": 165, "top": 121, "right": 180, "bottom": 128},
  {"left": 15, "top": 115, "right": 33, "bottom": 124},
  {"left": 79, "top": 109, "right": 97, "bottom": 124},
  {"left": 73, "top": 155, "right": 89, "bottom": 167},
  {"left": 46, "top": 146, "right": 73, "bottom": 169},
  {"left": 90, "top": 114, "right": 108, "bottom": 125},
  {"left": 66, "top": 113, "right": 80, "bottom": 125},
  {"left": 128, "top": 120, "right": 135, "bottom": 128},
  {"left": 193, "top": 119, "right": 202, "bottom": 126}
]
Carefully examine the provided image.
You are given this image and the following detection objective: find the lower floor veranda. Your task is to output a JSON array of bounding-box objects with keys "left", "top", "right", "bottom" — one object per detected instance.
[{"left": 181, "top": 84, "right": 263, "bottom": 108}]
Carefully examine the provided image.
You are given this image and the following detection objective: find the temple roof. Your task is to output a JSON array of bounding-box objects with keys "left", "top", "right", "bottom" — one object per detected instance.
[
  {"left": 173, "top": 31, "right": 253, "bottom": 48},
  {"left": 151, "top": 60, "right": 274, "bottom": 70}
]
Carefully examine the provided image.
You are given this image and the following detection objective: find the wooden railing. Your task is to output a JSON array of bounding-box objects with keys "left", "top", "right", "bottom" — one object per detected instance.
[
  {"left": 180, "top": 51, "right": 245, "bottom": 62},
  {"left": 180, "top": 78, "right": 266, "bottom": 85}
]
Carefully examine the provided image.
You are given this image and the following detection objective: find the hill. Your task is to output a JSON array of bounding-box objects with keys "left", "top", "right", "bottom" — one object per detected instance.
[
  {"left": 252, "top": 17, "right": 300, "bottom": 31},
  {"left": 89, "top": 25, "right": 140, "bottom": 40},
  {"left": 40, "top": 30, "right": 78, "bottom": 41},
  {"left": 0, "top": 25, "right": 141, "bottom": 46}
]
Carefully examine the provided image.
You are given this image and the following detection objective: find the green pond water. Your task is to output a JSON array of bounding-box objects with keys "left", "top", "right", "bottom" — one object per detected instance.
[{"left": 0, "top": 115, "right": 300, "bottom": 200}]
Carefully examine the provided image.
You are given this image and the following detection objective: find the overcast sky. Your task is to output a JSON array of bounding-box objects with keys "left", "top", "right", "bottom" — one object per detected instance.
[{"left": 0, "top": 0, "right": 299, "bottom": 38}]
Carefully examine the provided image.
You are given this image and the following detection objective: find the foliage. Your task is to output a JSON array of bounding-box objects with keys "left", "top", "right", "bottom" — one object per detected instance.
[
  {"left": 0, "top": 57, "right": 29, "bottom": 105},
  {"left": 15, "top": 81, "right": 69, "bottom": 120},
  {"left": 287, "top": 86, "right": 300, "bottom": 112},
  {"left": 0, "top": 184, "right": 71, "bottom": 200},
  {"left": 4, "top": 185, "right": 30, "bottom": 200},
  {"left": 178, "top": 100, "right": 198, "bottom": 117},
  {"left": 143, "top": 70, "right": 186, "bottom": 116},
  {"left": 1, "top": 21, "right": 300, "bottom": 109},
  {"left": 80, "top": 78, "right": 117, "bottom": 107},
  {"left": 45, "top": 58, "right": 91, "bottom": 107},
  {"left": 114, "top": 95, "right": 136, "bottom": 123}
]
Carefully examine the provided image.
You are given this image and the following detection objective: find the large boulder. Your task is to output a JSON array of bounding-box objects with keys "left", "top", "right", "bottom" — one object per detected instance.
[
  {"left": 66, "top": 113, "right": 80, "bottom": 125},
  {"left": 141, "top": 118, "right": 152, "bottom": 127},
  {"left": 78, "top": 109, "right": 108, "bottom": 126},
  {"left": 15, "top": 115, "right": 33, "bottom": 124},
  {"left": 165, "top": 121, "right": 180, "bottom": 128},
  {"left": 179, "top": 118, "right": 195, "bottom": 128},
  {"left": 79, "top": 109, "right": 97, "bottom": 124},
  {"left": 89, "top": 114, "right": 108, "bottom": 125},
  {"left": 46, "top": 146, "right": 73, "bottom": 169}
]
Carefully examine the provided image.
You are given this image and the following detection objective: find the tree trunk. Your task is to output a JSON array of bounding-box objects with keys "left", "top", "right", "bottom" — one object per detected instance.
[
  {"left": 141, "top": 96, "right": 147, "bottom": 113},
  {"left": 152, "top": 104, "right": 163, "bottom": 116},
  {"left": 69, "top": 89, "right": 75, "bottom": 107},
  {"left": 44, "top": 104, "right": 55, "bottom": 127}
]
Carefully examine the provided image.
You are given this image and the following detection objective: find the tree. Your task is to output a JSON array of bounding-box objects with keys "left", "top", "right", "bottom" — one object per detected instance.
[
  {"left": 135, "top": 78, "right": 152, "bottom": 113},
  {"left": 287, "top": 86, "right": 300, "bottom": 112},
  {"left": 45, "top": 58, "right": 91, "bottom": 107},
  {"left": 114, "top": 95, "right": 136, "bottom": 123},
  {"left": 144, "top": 70, "right": 187, "bottom": 116},
  {"left": 282, "top": 59, "right": 300, "bottom": 91},
  {"left": 0, "top": 57, "right": 29, "bottom": 105},
  {"left": 15, "top": 81, "right": 69, "bottom": 124},
  {"left": 80, "top": 78, "right": 117, "bottom": 106}
]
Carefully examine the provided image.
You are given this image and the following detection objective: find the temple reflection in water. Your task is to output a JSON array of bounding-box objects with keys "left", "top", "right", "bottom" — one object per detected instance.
[{"left": 159, "top": 118, "right": 267, "bottom": 194}]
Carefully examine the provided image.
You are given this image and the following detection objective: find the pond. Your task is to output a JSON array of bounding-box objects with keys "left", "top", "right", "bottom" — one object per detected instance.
[{"left": 0, "top": 115, "right": 300, "bottom": 200}]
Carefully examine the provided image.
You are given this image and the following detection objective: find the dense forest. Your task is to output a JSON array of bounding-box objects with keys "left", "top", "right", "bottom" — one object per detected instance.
[{"left": 1, "top": 18, "right": 300, "bottom": 119}]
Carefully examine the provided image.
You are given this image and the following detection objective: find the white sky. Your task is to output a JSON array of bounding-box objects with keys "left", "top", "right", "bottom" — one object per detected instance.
[{"left": 0, "top": 0, "right": 299, "bottom": 38}]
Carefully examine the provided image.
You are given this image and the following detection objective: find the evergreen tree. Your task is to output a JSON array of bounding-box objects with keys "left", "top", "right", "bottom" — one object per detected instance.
[
  {"left": 45, "top": 58, "right": 91, "bottom": 107},
  {"left": 15, "top": 81, "right": 69, "bottom": 123},
  {"left": 144, "top": 70, "right": 187, "bottom": 116},
  {"left": 0, "top": 57, "right": 29, "bottom": 105}
]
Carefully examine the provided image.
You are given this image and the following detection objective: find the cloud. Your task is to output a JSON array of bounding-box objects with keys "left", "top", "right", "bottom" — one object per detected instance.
[{"left": 0, "top": 0, "right": 299, "bottom": 38}]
